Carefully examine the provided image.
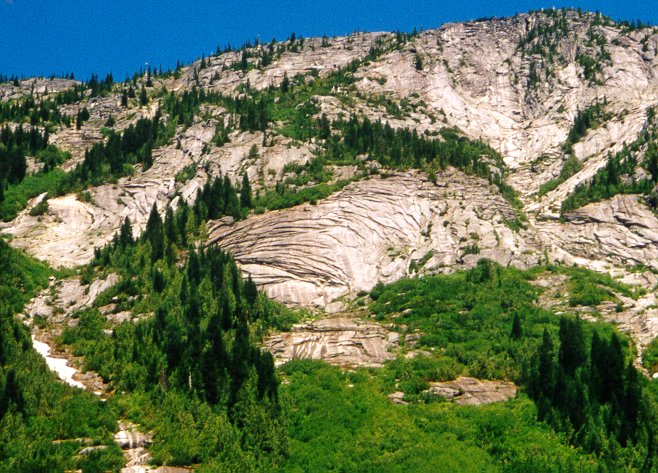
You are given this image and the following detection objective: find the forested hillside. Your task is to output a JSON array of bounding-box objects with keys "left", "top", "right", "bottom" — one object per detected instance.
[{"left": 3, "top": 8, "right": 658, "bottom": 472}]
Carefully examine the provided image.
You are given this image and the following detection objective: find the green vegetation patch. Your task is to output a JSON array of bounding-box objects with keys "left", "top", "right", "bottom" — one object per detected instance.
[
  {"left": 561, "top": 107, "right": 658, "bottom": 214},
  {"left": 0, "top": 240, "right": 123, "bottom": 472},
  {"left": 279, "top": 360, "right": 599, "bottom": 472}
]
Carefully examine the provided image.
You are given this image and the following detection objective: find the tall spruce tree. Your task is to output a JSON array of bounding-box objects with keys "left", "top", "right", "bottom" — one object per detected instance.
[
  {"left": 145, "top": 203, "right": 164, "bottom": 261},
  {"left": 140, "top": 85, "right": 148, "bottom": 106},
  {"left": 119, "top": 217, "right": 134, "bottom": 248},
  {"left": 510, "top": 313, "right": 522, "bottom": 339},
  {"left": 240, "top": 173, "right": 252, "bottom": 209},
  {"left": 558, "top": 316, "right": 587, "bottom": 376}
]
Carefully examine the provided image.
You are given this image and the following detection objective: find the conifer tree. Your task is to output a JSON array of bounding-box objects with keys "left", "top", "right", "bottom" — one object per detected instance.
[
  {"left": 145, "top": 203, "right": 164, "bottom": 261},
  {"left": 603, "top": 333, "right": 625, "bottom": 405},
  {"left": 244, "top": 275, "right": 258, "bottom": 305},
  {"left": 510, "top": 313, "right": 522, "bottom": 339},
  {"left": 119, "top": 217, "right": 134, "bottom": 248},
  {"left": 538, "top": 328, "right": 554, "bottom": 386},
  {"left": 622, "top": 361, "right": 641, "bottom": 444},
  {"left": 142, "top": 146, "right": 153, "bottom": 170},
  {"left": 558, "top": 316, "right": 587, "bottom": 376},
  {"left": 223, "top": 175, "right": 240, "bottom": 218},
  {"left": 140, "top": 85, "right": 148, "bottom": 106},
  {"left": 164, "top": 207, "right": 178, "bottom": 244},
  {"left": 76, "top": 107, "right": 90, "bottom": 130},
  {"left": 280, "top": 72, "right": 290, "bottom": 93},
  {"left": 589, "top": 331, "right": 605, "bottom": 401},
  {"left": 415, "top": 54, "right": 423, "bottom": 71},
  {"left": 240, "top": 173, "right": 252, "bottom": 209}
]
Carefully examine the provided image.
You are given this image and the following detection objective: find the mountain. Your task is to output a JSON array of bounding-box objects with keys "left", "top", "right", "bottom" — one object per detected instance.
[{"left": 3, "top": 8, "right": 658, "bottom": 471}]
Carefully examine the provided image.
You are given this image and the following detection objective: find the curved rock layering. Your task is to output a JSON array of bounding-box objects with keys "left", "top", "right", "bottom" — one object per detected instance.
[{"left": 209, "top": 170, "right": 538, "bottom": 306}]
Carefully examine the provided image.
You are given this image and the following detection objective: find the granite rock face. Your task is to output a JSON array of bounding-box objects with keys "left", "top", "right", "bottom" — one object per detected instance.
[
  {"left": 539, "top": 194, "right": 658, "bottom": 272},
  {"left": 264, "top": 318, "right": 398, "bottom": 367},
  {"left": 23, "top": 274, "right": 118, "bottom": 324},
  {"left": 426, "top": 377, "right": 518, "bottom": 405},
  {"left": 209, "top": 170, "right": 537, "bottom": 306},
  {"left": 4, "top": 12, "right": 658, "bottom": 360},
  {"left": 4, "top": 122, "right": 214, "bottom": 267}
]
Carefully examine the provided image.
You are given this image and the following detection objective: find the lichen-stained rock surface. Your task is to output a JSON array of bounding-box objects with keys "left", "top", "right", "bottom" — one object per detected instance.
[
  {"left": 23, "top": 274, "right": 119, "bottom": 325},
  {"left": 264, "top": 317, "right": 398, "bottom": 368},
  {"left": 426, "top": 377, "right": 518, "bottom": 405},
  {"left": 0, "top": 78, "right": 80, "bottom": 101},
  {"left": 539, "top": 194, "right": 658, "bottom": 272},
  {"left": 169, "top": 32, "right": 392, "bottom": 95},
  {"left": 208, "top": 170, "right": 538, "bottom": 306},
  {"left": 3, "top": 122, "right": 215, "bottom": 267}
]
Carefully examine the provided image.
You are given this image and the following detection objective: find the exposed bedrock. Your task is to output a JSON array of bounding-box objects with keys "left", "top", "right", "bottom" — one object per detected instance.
[
  {"left": 264, "top": 317, "right": 398, "bottom": 368},
  {"left": 209, "top": 170, "right": 539, "bottom": 307},
  {"left": 539, "top": 194, "right": 658, "bottom": 273}
]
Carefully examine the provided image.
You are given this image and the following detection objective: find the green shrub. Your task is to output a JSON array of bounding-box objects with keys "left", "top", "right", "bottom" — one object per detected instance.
[
  {"left": 643, "top": 338, "right": 658, "bottom": 373},
  {"left": 28, "top": 198, "right": 49, "bottom": 216}
]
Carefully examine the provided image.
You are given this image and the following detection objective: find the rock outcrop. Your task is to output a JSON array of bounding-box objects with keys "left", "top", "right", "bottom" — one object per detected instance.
[
  {"left": 209, "top": 170, "right": 538, "bottom": 306},
  {"left": 23, "top": 274, "right": 118, "bottom": 324},
  {"left": 540, "top": 194, "right": 658, "bottom": 272},
  {"left": 425, "top": 377, "right": 517, "bottom": 405},
  {"left": 265, "top": 317, "right": 398, "bottom": 367},
  {"left": 0, "top": 78, "right": 79, "bottom": 101},
  {"left": 4, "top": 122, "right": 215, "bottom": 267}
]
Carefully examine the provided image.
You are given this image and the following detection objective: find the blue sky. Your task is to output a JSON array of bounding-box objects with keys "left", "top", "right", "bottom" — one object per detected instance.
[{"left": 2, "top": 0, "right": 658, "bottom": 80}]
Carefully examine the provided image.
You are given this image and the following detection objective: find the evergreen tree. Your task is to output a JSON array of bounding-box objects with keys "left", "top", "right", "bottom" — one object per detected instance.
[
  {"left": 223, "top": 175, "right": 240, "bottom": 218},
  {"left": 76, "top": 107, "right": 90, "bottom": 130},
  {"left": 280, "top": 73, "right": 290, "bottom": 93},
  {"left": 140, "top": 85, "right": 148, "bottom": 106},
  {"left": 603, "top": 333, "right": 625, "bottom": 405},
  {"left": 244, "top": 275, "right": 258, "bottom": 305},
  {"left": 510, "top": 313, "right": 522, "bottom": 339},
  {"left": 142, "top": 146, "right": 153, "bottom": 170},
  {"left": 145, "top": 203, "right": 164, "bottom": 261},
  {"left": 535, "top": 328, "right": 554, "bottom": 402},
  {"left": 318, "top": 113, "right": 331, "bottom": 139},
  {"left": 152, "top": 268, "right": 165, "bottom": 293},
  {"left": 119, "top": 217, "right": 134, "bottom": 248},
  {"left": 621, "top": 361, "right": 641, "bottom": 445},
  {"left": 164, "top": 207, "right": 178, "bottom": 245},
  {"left": 589, "top": 331, "right": 605, "bottom": 402},
  {"left": 240, "top": 173, "right": 252, "bottom": 209},
  {"left": 415, "top": 54, "right": 423, "bottom": 71},
  {"left": 558, "top": 316, "right": 587, "bottom": 376},
  {"left": 187, "top": 249, "right": 201, "bottom": 284}
]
